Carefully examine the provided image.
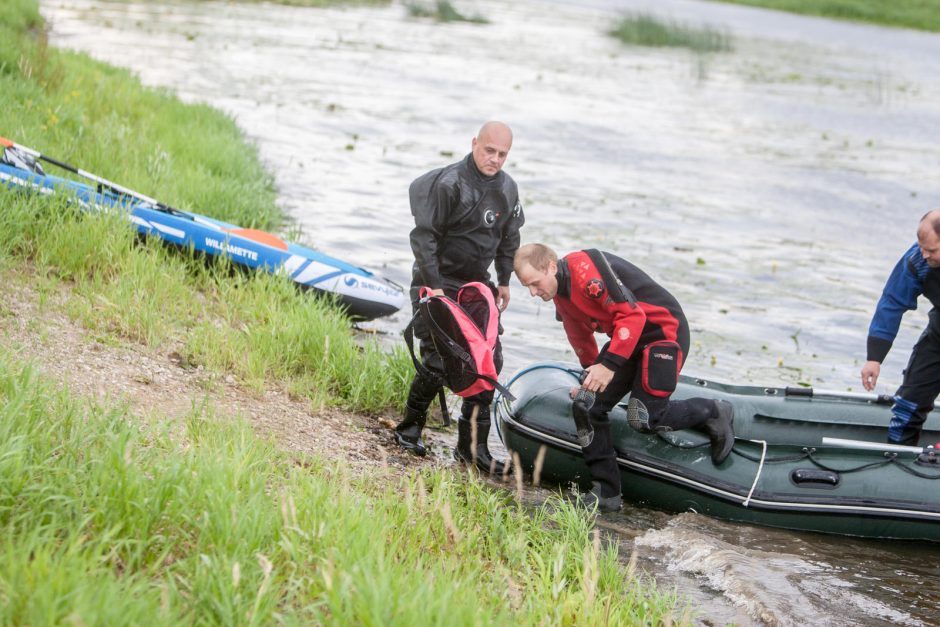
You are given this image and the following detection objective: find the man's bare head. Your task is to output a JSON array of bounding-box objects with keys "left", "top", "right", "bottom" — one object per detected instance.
[
  {"left": 917, "top": 210, "right": 940, "bottom": 268},
  {"left": 514, "top": 243, "right": 559, "bottom": 301},
  {"left": 471, "top": 121, "right": 513, "bottom": 176}
]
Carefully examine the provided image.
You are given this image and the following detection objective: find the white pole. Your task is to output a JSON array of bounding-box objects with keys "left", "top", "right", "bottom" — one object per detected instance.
[{"left": 821, "top": 437, "right": 925, "bottom": 454}]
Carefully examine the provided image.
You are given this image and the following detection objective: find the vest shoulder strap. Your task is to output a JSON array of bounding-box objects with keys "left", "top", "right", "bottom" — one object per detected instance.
[{"left": 584, "top": 249, "right": 636, "bottom": 306}]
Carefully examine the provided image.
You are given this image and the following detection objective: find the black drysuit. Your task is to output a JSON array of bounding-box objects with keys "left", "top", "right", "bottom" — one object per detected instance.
[{"left": 405, "top": 153, "right": 524, "bottom": 417}]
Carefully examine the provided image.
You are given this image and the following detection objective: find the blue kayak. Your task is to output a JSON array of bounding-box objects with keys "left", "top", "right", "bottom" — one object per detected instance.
[{"left": 0, "top": 161, "right": 406, "bottom": 320}]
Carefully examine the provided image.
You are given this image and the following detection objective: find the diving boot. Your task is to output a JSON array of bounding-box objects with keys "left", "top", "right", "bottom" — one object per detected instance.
[
  {"left": 394, "top": 404, "right": 428, "bottom": 456},
  {"left": 575, "top": 481, "right": 623, "bottom": 513},
  {"left": 454, "top": 405, "right": 507, "bottom": 475},
  {"left": 702, "top": 400, "right": 735, "bottom": 465},
  {"left": 579, "top": 419, "right": 622, "bottom": 510}
]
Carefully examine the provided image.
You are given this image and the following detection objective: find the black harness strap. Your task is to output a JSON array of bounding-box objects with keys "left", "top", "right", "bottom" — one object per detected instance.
[
  {"left": 403, "top": 312, "right": 451, "bottom": 426},
  {"left": 585, "top": 249, "right": 635, "bottom": 306}
]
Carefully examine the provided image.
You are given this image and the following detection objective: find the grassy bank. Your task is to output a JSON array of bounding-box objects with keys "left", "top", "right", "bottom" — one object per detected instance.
[
  {"left": 0, "top": 355, "right": 683, "bottom": 624},
  {"left": 1, "top": 0, "right": 411, "bottom": 411},
  {"left": 709, "top": 0, "right": 940, "bottom": 32}
]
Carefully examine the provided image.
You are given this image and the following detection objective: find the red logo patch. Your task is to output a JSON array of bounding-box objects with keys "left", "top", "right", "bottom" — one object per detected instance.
[{"left": 585, "top": 278, "right": 605, "bottom": 299}]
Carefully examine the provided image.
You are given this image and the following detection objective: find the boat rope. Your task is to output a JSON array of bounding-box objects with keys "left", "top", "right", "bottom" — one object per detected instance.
[
  {"left": 729, "top": 445, "right": 940, "bottom": 480},
  {"left": 496, "top": 363, "right": 580, "bottom": 405},
  {"left": 494, "top": 363, "right": 580, "bottom": 441},
  {"left": 804, "top": 449, "right": 894, "bottom": 474},
  {"left": 743, "top": 439, "right": 767, "bottom": 508},
  {"left": 888, "top": 455, "right": 940, "bottom": 480},
  {"left": 804, "top": 449, "right": 940, "bottom": 479},
  {"left": 506, "top": 362, "right": 580, "bottom": 386},
  {"left": 730, "top": 448, "right": 807, "bottom": 463}
]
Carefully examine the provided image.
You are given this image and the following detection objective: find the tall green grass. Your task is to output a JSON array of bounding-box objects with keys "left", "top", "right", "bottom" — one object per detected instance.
[
  {"left": 610, "top": 13, "right": 733, "bottom": 53},
  {"left": 0, "top": 354, "right": 684, "bottom": 624},
  {"left": 709, "top": 0, "right": 940, "bottom": 33},
  {"left": 0, "top": 193, "right": 412, "bottom": 411}
]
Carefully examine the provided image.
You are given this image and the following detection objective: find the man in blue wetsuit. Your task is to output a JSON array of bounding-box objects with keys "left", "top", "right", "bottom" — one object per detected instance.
[{"left": 862, "top": 209, "right": 940, "bottom": 445}]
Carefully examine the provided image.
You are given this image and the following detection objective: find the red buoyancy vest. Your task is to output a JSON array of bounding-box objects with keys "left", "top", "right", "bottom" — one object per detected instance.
[{"left": 405, "top": 282, "right": 513, "bottom": 400}]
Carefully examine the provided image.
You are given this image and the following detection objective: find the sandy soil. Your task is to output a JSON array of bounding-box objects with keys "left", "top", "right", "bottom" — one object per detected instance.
[{"left": 1, "top": 274, "right": 457, "bottom": 473}]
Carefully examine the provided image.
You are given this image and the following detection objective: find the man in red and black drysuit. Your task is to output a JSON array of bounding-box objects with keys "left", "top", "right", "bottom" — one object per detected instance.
[{"left": 514, "top": 243, "right": 734, "bottom": 512}]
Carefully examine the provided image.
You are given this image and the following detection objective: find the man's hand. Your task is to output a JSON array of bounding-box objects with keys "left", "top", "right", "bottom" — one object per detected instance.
[
  {"left": 861, "top": 360, "right": 881, "bottom": 392},
  {"left": 580, "top": 363, "right": 615, "bottom": 393},
  {"left": 496, "top": 285, "right": 511, "bottom": 312},
  {"left": 430, "top": 288, "right": 444, "bottom": 297}
]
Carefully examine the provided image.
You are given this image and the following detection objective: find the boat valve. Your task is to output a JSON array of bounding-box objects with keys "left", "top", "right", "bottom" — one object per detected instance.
[{"left": 915, "top": 445, "right": 940, "bottom": 467}]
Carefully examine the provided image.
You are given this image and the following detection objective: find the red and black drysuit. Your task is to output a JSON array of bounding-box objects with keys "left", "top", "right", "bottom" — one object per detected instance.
[{"left": 554, "top": 250, "right": 725, "bottom": 499}]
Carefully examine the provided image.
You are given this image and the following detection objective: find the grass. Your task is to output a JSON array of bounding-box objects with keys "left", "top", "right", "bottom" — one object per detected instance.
[
  {"left": 708, "top": 0, "right": 940, "bottom": 33},
  {"left": 0, "top": 354, "right": 685, "bottom": 624},
  {"left": 609, "top": 13, "right": 733, "bottom": 53},
  {"left": 405, "top": 0, "right": 490, "bottom": 24},
  {"left": 0, "top": 192, "right": 413, "bottom": 412}
]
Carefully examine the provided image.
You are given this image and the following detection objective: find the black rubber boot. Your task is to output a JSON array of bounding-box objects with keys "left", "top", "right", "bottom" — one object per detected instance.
[
  {"left": 579, "top": 420, "right": 621, "bottom": 511},
  {"left": 454, "top": 404, "right": 507, "bottom": 475},
  {"left": 702, "top": 400, "right": 735, "bottom": 465},
  {"left": 642, "top": 396, "right": 735, "bottom": 466},
  {"left": 395, "top": 375, "right": 440, "bottom": 456},
  {"left": 576, "top": 481, "right": 623, "bottom": 513},
  {"left": 395, "top": 403, "right": 428, "bottom": 456}
]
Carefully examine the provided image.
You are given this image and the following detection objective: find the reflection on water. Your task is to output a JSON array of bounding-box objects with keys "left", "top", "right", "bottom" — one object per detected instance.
[{"left": 39, "top": 0, "right": 940, "bottom": 622}]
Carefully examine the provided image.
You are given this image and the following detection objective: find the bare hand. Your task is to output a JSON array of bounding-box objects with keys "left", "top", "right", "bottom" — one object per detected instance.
[
  {"left": 496, "top": 286, "right": 511, "bottom": 312},
  {"left": 430, "top": 288, "right": 444, "bottom": 297},
  {"left": 861, "top": 360, "right": 881, "bottom": 392},
  {"left": 580, "top": 363, "right": 615, "bottom": 393}
]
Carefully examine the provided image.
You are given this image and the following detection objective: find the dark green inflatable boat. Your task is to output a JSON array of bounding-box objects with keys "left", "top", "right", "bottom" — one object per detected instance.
[{"left": 494, "top": 362, "right": 940, "bottom": 541}]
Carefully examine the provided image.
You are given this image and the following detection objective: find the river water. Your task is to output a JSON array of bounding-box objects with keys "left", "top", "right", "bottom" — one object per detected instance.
[{"left": 37, "top": 0, "right": 940, "bottom": 623}]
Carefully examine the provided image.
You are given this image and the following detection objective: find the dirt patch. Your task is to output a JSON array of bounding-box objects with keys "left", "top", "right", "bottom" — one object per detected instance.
[{"left": 1, "top": 276, "right": 456, "bottom": 474}]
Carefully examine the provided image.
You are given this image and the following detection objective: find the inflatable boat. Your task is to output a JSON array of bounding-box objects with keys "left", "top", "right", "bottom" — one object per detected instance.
[
  {"left": 0, "top": 157, "right": 405, "bottom": 321},
  {"left": 495, "top": 362, "right": 940, "bottom": 541}
]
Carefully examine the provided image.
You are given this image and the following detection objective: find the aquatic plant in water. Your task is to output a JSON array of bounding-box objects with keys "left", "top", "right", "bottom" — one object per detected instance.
[
  {"left": 609, "top": 13, "right": 733, "bottom": 53},
  {"left": 405, "top": 0, "right": 489, "bottom": 24}
]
